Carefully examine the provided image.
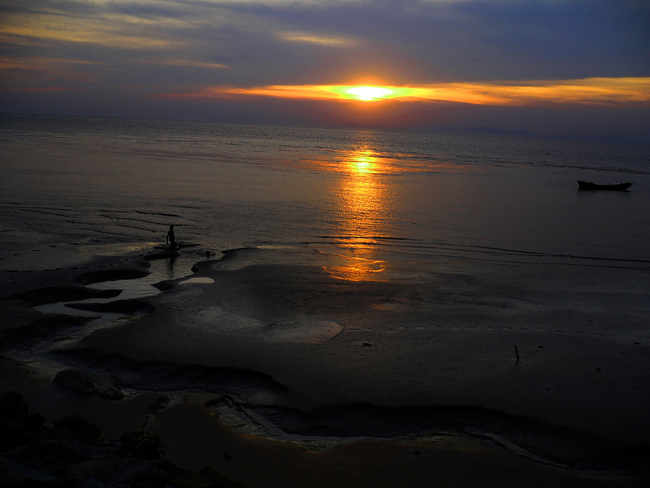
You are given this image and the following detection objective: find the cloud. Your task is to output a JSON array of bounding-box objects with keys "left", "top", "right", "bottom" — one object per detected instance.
[
  {"left": 136, "top": 58, "right": 231, "bottom": 69},
  {"left": 154, "top": 77, "right": 650, "bottom": 107},
  {"left": 2, "top": 1, "right": 648, "bottom": 81},
  {"left": 0, "top": 8, "right": 184, "bottom": 50},
  {"left": 275, "top": 31, "right": 357, "bottom": 46},
  {"left": 0, "top": 55, "right": 105, "bottom": 88},
  {"left": 0, "top": 0, "right": 649, "bottom": 139},
  {"left": 0, "top": 56, "right": 106, "bottom": 71}
]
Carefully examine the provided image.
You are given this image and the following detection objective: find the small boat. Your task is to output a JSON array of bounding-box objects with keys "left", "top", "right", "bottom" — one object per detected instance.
[{"left": 577, "top": 180, "right": 632, "bottom": 191}]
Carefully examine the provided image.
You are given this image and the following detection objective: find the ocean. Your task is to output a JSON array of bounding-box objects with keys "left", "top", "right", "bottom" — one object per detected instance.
[{"left": 2, "top": 113, "right": 649, "bottom": 280}]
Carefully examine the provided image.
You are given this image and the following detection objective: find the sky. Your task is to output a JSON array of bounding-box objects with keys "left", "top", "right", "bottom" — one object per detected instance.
[{"left": 1, "top": 0, "right": 649, "bottom": 140}]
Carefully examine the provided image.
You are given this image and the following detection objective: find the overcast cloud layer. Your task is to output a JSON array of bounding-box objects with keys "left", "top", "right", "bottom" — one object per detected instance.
[{"left": 1, "top": 0, "right": 649, "bottom": 139}]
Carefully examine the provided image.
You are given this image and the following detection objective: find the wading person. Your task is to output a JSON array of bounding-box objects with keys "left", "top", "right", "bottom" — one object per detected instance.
[{"left": 167, "top": 225, "right": 176, "bottom": 248}]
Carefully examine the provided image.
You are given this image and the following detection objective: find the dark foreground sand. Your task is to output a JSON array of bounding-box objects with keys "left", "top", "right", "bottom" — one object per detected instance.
[{"left": 1, "top": 245, "right": 649, "bottom": 487}]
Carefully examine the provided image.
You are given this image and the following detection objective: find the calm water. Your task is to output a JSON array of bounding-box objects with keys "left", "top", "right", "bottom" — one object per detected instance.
[{"left": 1, "top": 114, "right": 649, "bottom": 279}]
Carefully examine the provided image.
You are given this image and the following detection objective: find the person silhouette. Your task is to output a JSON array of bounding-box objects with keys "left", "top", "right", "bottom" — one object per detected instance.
[{"left": 166, "top": 225, "right": 176, "bottom": 248}]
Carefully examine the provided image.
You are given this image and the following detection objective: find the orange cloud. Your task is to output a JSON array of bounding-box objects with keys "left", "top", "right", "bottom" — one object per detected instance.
[{"left": 155, "top": 78, "right": 650, "bottom": 107}]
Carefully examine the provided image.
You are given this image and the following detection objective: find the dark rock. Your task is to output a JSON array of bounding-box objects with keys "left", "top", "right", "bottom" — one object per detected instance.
[
  {"left": 0, "top": 391, "right": 29, "bottom": 419},
  {"left": 0, "top": 392, "right": 44, "bottom": 449},
  {"left": 7, "top": 438, "right": 81, "bottom": 473},
  {"left": 0, "top": 417, "right": 31, "bottom": 450},
  {"left": 54, "top": 415, "right": 103, "bottom": 446},
  {"left": 120, "top": 431, "right": 161, "bottom": 459},
  {"left": 53, "top": 369, "right": 124, "bottom": 400},
  {"left": 25, "top": 413, "right": 46, "bottom": 432},
  {"left": 57, "top": 438, "right": 111, "bottom": 461}
]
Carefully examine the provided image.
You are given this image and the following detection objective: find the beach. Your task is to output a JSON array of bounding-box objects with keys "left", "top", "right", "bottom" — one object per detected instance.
[{"left": 1, "top": 241, "right": 649, "bottom": 487}]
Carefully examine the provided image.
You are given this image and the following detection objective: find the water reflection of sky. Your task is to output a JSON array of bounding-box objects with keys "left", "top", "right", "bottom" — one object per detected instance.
[
  {"left": 336, "top": 149, "right": 394, "bottom": 237},
  {"left": 325, "top": 147, "right": 397, "bottom": 281}
]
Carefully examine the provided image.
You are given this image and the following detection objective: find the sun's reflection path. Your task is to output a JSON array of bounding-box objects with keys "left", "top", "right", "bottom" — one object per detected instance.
[{"left": 326, "top": 147, "right": 397, "bottom": 281}]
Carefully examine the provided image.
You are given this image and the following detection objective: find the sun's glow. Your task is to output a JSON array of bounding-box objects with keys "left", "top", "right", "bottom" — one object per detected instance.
[
  {"left": 330, "top": 85, "right": 417, "bottom": 102},
  {"left": 346, "top": 86, "right": 392, "bottom": 101},
  {"left": 154, "top": 78, "right": 650, "bottom": 107}
]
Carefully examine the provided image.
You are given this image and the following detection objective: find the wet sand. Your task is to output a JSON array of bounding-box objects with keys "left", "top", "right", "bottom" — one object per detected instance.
[{"left": 1, "top": 245, "right": 649, "bottom": 486}]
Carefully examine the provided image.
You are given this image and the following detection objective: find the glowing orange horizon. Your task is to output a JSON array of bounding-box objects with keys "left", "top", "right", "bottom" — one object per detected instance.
[{"left": 156, "top": 77, "right": 650, "bottom": 106}]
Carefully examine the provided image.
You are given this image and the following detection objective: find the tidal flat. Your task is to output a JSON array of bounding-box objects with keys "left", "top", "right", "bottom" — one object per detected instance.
[{"left": 1, "top": 245, "right": 649, "bottom": 487}]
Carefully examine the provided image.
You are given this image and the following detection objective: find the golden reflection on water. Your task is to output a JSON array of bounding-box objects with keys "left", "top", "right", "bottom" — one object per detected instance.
[{"left": 325, "top": 147, "right": 397, "bottom": 281}]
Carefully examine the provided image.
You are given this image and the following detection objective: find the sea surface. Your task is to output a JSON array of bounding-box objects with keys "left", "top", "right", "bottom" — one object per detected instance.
[{"left": 2, "top": 113, "right": 649, "bottom": 280}]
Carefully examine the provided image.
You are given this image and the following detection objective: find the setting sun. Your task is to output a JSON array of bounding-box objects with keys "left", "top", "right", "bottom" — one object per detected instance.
[{"left": 345, "top": 86, "right": 393, "bottom": 101}]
